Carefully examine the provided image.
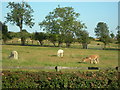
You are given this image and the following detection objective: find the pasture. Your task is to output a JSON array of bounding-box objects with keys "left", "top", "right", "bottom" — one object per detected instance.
[{"left": 2, "top": 43, "right": 118, "bottom": 71}]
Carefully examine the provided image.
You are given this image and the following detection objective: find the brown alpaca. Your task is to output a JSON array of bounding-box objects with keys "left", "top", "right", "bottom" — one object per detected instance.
[{"left": 82, "top": 55, "right": 99, "bottom": 64}]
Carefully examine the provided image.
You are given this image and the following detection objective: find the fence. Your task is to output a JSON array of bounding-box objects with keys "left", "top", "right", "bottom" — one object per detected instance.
[{"left": 2, "top": 66, "right": 120, "bottom": 72}]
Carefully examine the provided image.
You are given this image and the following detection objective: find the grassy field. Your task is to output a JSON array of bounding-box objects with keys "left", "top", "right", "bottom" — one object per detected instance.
[{"left": 2, "top": 42, "right": 118, "bottom": 71}]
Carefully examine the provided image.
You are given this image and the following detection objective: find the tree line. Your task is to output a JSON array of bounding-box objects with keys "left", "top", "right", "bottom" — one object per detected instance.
[{"left": 0, "top": 2, "right": 120, "bottom": 49}]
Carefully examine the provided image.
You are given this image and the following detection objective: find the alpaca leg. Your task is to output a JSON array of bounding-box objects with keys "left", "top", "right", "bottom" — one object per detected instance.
[
  {"left": 90, "top": 59, "right": 93, "bottom": 64},
  {"left": 59, "top": 53, "right": 63, "bottom": 58},
  {"left": 96, "top": 58, "right": 99, "bottom": 63}
]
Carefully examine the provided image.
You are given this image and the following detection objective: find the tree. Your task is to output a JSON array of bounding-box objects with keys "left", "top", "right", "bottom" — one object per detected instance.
[
  {"left": 115, "top": 26, "right": 120, "bottom": 43},
  {"left": 5, "top": 2, "right": 34, "bottom": 45},
  {"left": 89, "top": 37, "right": 95, "bottom": 41},
  {"left": 57, "top": 34, "right": 65, "bottom": 47},
  {"left": 39, "top": 6, "right": 86, "bottom": 47},
  {"left": 116, "top": 30, "right": 120, "bottom": 44},
  {"left": 20, "top": 29, "right": 30, "bottom": 44},
  {"left": 8, "top": 31, "right": 20, "bottom": 39},
  {"left": 95, "top": 22, "right": 111, "bottom": 49},
  {"left": 47, "top": 33, "right": 58, "bottom": 47},
  {"left": 0, "top": 31, "right": 2, "bottom": 40},
  {"left": 110, "top": 32, "right": 115, "bottom": 39},
  {"left": 0, "top": 22, "right": 11, "bottom": 44},
  {"left": 0, "top": 22, "right": 2, "bottom": 40},
  {"left": 76, "top": 30, "right": 90, "bottom": 49},
  {"left": 64, "top": 34, "right": 74, "bottom": 47},
  {"left": 109, "top": 32, "right": 115, "bottom": 43},
  {"left": 34, "top": 32, "right": 46, "bottom": 46}
]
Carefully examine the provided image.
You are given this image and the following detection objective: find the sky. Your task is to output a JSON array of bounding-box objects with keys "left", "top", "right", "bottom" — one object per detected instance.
[{"left": 0, "top": 0, "right": 119, "bottom": 38}]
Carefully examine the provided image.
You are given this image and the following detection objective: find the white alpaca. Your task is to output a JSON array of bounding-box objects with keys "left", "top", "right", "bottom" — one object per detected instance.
[
  {"left": 9, "top": 51, "right": 18, "bottom": 60},
  {"left": 57, "top": 49, "right": 64, "bottom": 58}
]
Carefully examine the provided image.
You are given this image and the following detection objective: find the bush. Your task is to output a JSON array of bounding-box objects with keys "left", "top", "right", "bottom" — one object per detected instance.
[{"left": 2, "top": 70, "right": 120, "bottom": 89}]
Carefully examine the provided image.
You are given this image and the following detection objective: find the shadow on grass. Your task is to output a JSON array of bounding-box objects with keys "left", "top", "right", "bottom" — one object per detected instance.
[
  {"left": 3, "top": 43, "right": 59, "bottom": 48},
  {"left": 48, "top": 55, "right": 57, "bottom": 57},
  {"left": 77, "top": 61, "right": 87, "bottom": 64}
]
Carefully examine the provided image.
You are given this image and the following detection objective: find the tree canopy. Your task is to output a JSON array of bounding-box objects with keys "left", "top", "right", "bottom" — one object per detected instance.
[
  {"left": 95, "top": 22, "right": 111, "bottom": 49},
  {"left": 33, "top": 32, "right": 46, "bottom": 46},
  {"left": 76, "top": 30, "right": 90, "bottom": 49},
  {"left": 0, "top": 21, "right": 12, "bottom": 44},
  {"left": 39, "top": 5, "right": 87, "bottom": 47},
  {"left": 116, "top": 29, "right": 120, "bottom": 44},
  {"left": 5, "top": 2, "right": 34, "bottom": 45}
]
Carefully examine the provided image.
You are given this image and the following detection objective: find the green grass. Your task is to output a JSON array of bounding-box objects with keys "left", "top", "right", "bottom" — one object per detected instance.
[{"left": 2, "top": 44, "right": 118, "bottom": 71}]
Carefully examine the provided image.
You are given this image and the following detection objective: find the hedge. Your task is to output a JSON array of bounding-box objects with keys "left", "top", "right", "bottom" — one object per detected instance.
[{"left": 1, "top": 69, "right": 120, "bottom": 89}]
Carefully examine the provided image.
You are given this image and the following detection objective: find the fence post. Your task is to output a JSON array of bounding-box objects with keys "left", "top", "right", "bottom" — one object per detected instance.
[{"left": 55, "top": 66, "right": 61, "bottom": 72}]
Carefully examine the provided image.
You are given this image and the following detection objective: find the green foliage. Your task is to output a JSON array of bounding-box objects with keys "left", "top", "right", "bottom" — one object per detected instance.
[
  {"left": 8, "top": 31, "right": 18, "bottom": 38},
  {"left": 0, "top": 22, "right": 1, "bottom": 40},
  {"left": 47, "top": 33, "right": 58, "bottom": 47},
  {"left": 33, "top": 32, "right": 46, "bottom": 46},
  {"left": 5, "top": 2, "right": 34, "bottom": 28},
  {"left": 29, "top": 33, "right": 35, "bottom": 40},
  {"left": 110, "top": 33, "right": 115, "bottom": 39},
  {"left": 5, "top": 2, "right": 34, "bottom": 45},
  {"left": 116, "top": 28, "right": 120, "bottom": 44},
  {"left": 39, "top": 5, "right": 86, "bottom": 47},
  {"left": 109, "top": 32, "right": 115, "bottom": 43},
  {"left": 76, "top": 30, "right": 90, "bottom": 49},
  {"left": 89, "top": 37, "right": 95, "bottom": 40},
  {"left": 57, "top": 34, "right": 65, "bottom": 47},
  {"left": 95, "top": 22, "right": 112, "bottom": 49},
  {"left": 64, "top": 33, "right": 74, "bottom": 47},
  {"left": 0, "top": 21, "right": 12, "bottom": 43},
  {"left": 20, "top": 29, "right": 30, "bottom": 45},
  {"left": 2, "top": 70, "right": 119, "bottom": 89}
]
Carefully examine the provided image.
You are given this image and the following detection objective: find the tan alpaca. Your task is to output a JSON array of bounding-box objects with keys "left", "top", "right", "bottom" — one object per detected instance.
[{"left": 82, "top": 55, "right": 99, "bottom": 64}]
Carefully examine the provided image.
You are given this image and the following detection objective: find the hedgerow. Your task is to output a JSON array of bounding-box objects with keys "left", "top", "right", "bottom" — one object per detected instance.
[{"left": 1, "top": 70, "right": 120, "bottom": 89}]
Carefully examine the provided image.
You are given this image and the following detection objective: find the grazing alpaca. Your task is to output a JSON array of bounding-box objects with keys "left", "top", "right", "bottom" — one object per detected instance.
[
  {"left": 57, "top": 49, "right": 64, "bottom": 58},
  {"left": 9, "top": 51, "right": 18, "bottom": 60},
  {"left": 82, "top": 55, "right": 99, "bottom": 64}
]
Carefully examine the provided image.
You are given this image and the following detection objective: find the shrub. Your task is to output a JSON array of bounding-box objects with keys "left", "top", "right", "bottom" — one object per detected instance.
[{"left": 2, "top": 70, "right": 120, "bottom": 89}]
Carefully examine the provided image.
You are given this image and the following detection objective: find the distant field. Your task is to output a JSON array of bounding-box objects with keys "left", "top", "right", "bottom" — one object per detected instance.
[
  {"left": 5, "top": 38, "right": 118, "bottom": 49},
  {"left": 2, "top": 43, "right": 118, "bottom": 71}
]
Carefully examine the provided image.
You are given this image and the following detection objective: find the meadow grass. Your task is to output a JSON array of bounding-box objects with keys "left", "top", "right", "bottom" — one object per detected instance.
[{"left": 2, "top": 44, "right": 118, "bottom": 71}]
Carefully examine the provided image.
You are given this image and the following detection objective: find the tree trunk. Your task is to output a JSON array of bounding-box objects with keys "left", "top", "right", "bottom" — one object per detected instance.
[
  {"left": 66, "top": 42, "right": 71, "bottom": 48},
  {"left": 21, "top": 37, "right": 25, "bottom": 45},
  {"left": 82, "top": 43, "right": 88, "bottom": 49},
  {"left": 58, "top": 41, "right": 62, "bottom": 47},
  {"left": 52, "top": 42, "right": 56, "bottom": 47},
  {"left": 39, "top": 41, "right": 43, "bottom": 46},
  {"left": 32, "top": 40, "right": 34, "bottom": 45},
  {"left": 3, "top": 40, "right": 7, "bottom": 44},
  {"left": 103, "top": 43, "right": 106, "bottom": 50},
  {"left": 19, "top": 25, "right": 25, "bottom": 46}
]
